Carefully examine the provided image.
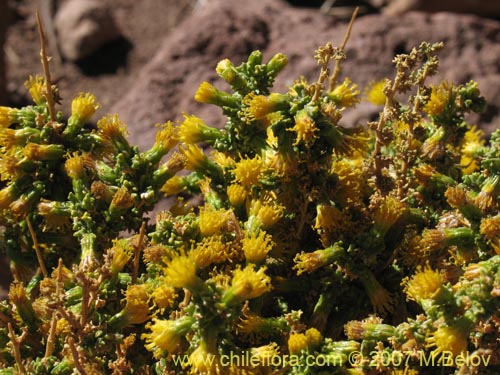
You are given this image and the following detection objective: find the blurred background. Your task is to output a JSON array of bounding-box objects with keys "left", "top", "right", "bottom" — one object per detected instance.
[{"left": 1, "top": 0, "right": 500, "bottom": 297}]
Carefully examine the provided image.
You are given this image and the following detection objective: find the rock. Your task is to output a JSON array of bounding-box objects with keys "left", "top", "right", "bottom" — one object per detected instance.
[
  {"left": 111, "top": 0, "right": 500, "bottom": 150},
  {"left": 382, "top": 0, "right": 500, "bottom": 18},
  {"left": 55, "top": 0, "right": 122, "bottom": 61}
]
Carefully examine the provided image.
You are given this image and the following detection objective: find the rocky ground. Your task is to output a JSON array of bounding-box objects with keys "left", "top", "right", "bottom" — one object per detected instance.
[{"left": 2, "top": 0, "right": 500, "bottom": 297}]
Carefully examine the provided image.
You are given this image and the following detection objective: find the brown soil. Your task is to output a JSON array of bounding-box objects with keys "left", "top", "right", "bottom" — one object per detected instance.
[{"left": 4, "top": 0, "right": 197, "bottom": 114}]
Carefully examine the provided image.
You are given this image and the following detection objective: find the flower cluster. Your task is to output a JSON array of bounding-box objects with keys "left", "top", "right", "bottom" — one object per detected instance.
[{"left": 0, "top": 33, "right": 499, "bottom": 375}]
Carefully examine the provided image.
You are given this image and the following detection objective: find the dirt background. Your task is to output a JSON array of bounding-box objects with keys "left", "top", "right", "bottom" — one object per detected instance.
[{"left": 2, "top": 0, "right": 500, "bottom": 297}]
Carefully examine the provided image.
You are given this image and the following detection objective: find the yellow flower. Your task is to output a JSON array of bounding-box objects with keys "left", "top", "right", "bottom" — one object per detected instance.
[
  {"left": 227, "top": 183, "right": 247, "bottom": 207},
  {"left": 161, "top": 175, "right": 185, "bottom": 195},
  {"left": 237, "top": 311, "right": 268, "bottom": 334},
  {"left": 475, "top": 174, "right": 500, "bottom": 212},
  {"left": 0, "top": 106, "right": 16, "bottom": 128},
  {"left": 107, "top": 238, "right": 133, "bottom": 275},
  {"left": 198, "top": 205, "right": 231, "bottom": 236},
  {"left": 328, "top": 77, "right": 361, "bottom": 108},
  {"left": 65, "top": 153, "right": 94, "bottom": 180},
  {"left": 71, "top": 93, "right": 100, "bottom": 123},
  {"left": 122, "top": 284, "right": 149, "bottom": 325},
  {"left": 288, "top": 332, "right": 308, "bottom": 355},
  {"left": 22, "top": 143, "right": 64, "bottom": 161},
  {"left": 460, "top": 126, "right": 484, "bottom": 175},
  {"left": 425, "top": 324, "right": 468, "bottom": 357},
  {"left": 194, "top": 81, "right": 220, "bottom": 104},
  {"left": 164, "top": 254, "right": 204, "bottom": 292},
  {"left": 248, "top": 199, "right": 284, "bottom": 230},
  {"left": 250, "top": 343, "right": 280, "bottom": 365},
  {"left": 424, "top": 82, "right": 450, "bottom": 117},
  {"left": 38, "top": 200, "right": 71, "bottom": 232},
  {"left": 9, "top": 281, "right": 37, "bottom": 327},
  {"left": 151, "top": 282, "right": 177, "bottom": 310},
  {"left": 331, "top": 157, "right": 366, "bottom": 207},
  {"left": 97, "top": 114, "right": 129, "bottom": 143},
  {"left": 192, "top": 235, "right": 234, "bottom": 268},
  {"left": 365, "top": 79, "right": 387, "bottom": 105},
  {"left": 373, "top": 196, "right": 406, "bottom": 235},
  {"left": 402, "top": 264, "right": 442, "bottom": 302},
  {"left": 109, "top": 186, "right": 134, "bottom": 212},
  {"left": 233, "top": 156, "right": 264, "bottom": 187},
  {"left": 314, "top": 204, "right": 343, "bottom": 232},
  {"left": 243, "top": 93, "right": 287, "bottom": 121},
  {"left": 178, "top": 113, "right": 219, "bottom": 144},
  {"left": 222, "top": 265, "right": 271, "bottom": 305},
  {"left": 480, "top": 215, "right": 500, "bottom": 240},
  {"left": 24, "top": 75, "right": 45, "bottom": 105},
  {"left": 290, "top": 109, "right": 318, "bottom": 146},
  {"left": 0, "top": 155, "right": 20, "bottom": 181},
  {"left": 242, "top": 230, "right": 274, "bottom": 263},
  {"left": 188, "top": 341, "right": 220, "bottom": 375},
  {"left": 147, "top": 121, "right": 179, "bottom": 160},
  {"left": 305, "top": 327, "right": 323, "bottom": 349},
  {"left": 180, "top": 144, "right": 207, "bottom": 171},
  {"left": 143, "top": 316, "right": 195, "bottom": 357}
]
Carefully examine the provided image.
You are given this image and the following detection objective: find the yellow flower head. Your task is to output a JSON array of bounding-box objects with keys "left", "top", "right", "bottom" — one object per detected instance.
[
  {"left": 152, "top": 121, "right": 179, "bottom": 153},
  {"left": 424, "top": 82, "right": 450, "bottom": 117},
  {"left": 188, "top": 341, "right": 220, "bottom": 375},
  {"left": 38, "top": 201, "right": 71, "bottom": 232},
  {"left": 331, "top": 157, "right": 366, "bottom": 206},
  {"left": 365, "top": 79, "right": 387, "bottom": 105},
  {"left": 242, "top": 230, "right": 274, "bottom": 263},
  {"left": 0, "top": 185, "right": 18, "bottom": 211},
  {"left": 288, "top": 332, "right": 308, "bottom": 355},
  {"left": 314, "top": 204, "right": 343, "bottom": 232},
  {"left": 24, "top": 75, "right": 46, "bottom": 105},
  {"left": 294, "top": 250, "right": 327, "bottom": 275},
  {"left": 305, "top": 327, "right": 323, "bottom": 350},
  {"left": 143, "top": 316, "right": 195, "bottom": 357},
  {"left": 97, "top": 114, "right": 129, "bottom": 143},
  {"left": 71, "top": 93, "right": 100, "bottom": 123},
  {"left": 223, "top": 265, "right": 271, "bottom": 305},
  {"left": 192, "top": 235, "right": 233, "bottom": 268},
  {"left": 373, "top": 196, "right": 406, "bottom": 234},
  {"left": 110, "top": 186, "right": 134, "bottom": 211},
  {"left": 290, "top": 109, "right": 318, "bottom": 146},
  {"left": 460, "top": 126, "right": 484, "bottom": 175},
  {"left": 227, "top": 183, "right": 247, "bottom": 207},
  {"left": 248, "top": 199, "right": 284, "bottom": 230},
  {"left": 151, "top": 283, "right": 177, "bottom": 310},
  {"left": 65, "top": 153, "right": 94, "bottom": 180},
  {"left": 198, "top": 205, "right": 231, "bottom": 236},
  {"left": 243, "top": 93, "right": 287, "bottom": 121},
  {"left": 480, "top": 215, "right": 500, "bottom": 240},
  {"left": 237, "top": 310, "right": 267, "bottom": 334},
  {"left": 403, "top": 264, "right": 442, "bottom": 302},
  {"left": 0, "top": 106, "right": 16, "bottom": 128},
  {"left": 216, "top": 58, "right": 236, "bottom": 82},
  {"left": 194, "top": 81, "right": 220, "bottom": 104},
  {"left": 251, "top": 343, "right": 280, "bottom": 365},
  {"left": 0, "top": 155, "right": 20, "bottom": 181},
  {"left": 233, "top": 156, "right": 264, "bottom": 187},
  {"left": 180, "top": 144, "right": 207, "bottom": 171},
  {"left": 178, "top": 114, "right": 209, "bottom": 144},
  {"left": 161, "top": 175, "right": 185, "bottom": 195},
  {"left": 122, "top": 284, "right": 149, "bottom": 325},
  {"left": 164, "top": 254, "right": 202, "bottom": 291},
  {"left": 425, "top": 324, "right": 467, "bottom": 357},
  {"left": 328, "top": 77, "right": 361, "bottom": 108},
  {"left": 108, "top": 238, "right": 133, "bottom": 275}
]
